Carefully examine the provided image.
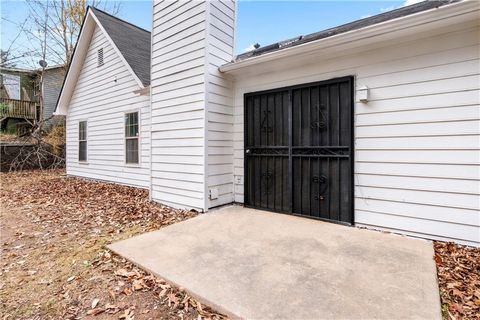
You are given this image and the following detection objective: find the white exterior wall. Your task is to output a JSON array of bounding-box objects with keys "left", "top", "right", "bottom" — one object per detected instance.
[
  {"left": 150, "top": 0, "right": 235, "bottom": 211},
  {"left": 66, "top": 25, "right": 151, "bottom": 188},
  {"left": 205, "top": 1, "right": 236, "bottom": 208},
  {"left": 231, "top": 21, "right": 480, "bottom": 246}
]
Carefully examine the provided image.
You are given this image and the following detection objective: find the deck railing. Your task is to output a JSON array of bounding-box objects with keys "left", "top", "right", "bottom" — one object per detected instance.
[{"left": 0, "top": 98, "right": 37, "bottom": 120}]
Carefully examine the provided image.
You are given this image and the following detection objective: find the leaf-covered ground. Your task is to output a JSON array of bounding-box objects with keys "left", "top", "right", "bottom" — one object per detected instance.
[
  {"left": 0, "top": 170, "right": 227, "bottom": 319},
  {"left": 434, "top": 242, "right": 480, "bottom": 319},
  {"left": 2, "top": 170, "right": 479, "bottom": 320}
]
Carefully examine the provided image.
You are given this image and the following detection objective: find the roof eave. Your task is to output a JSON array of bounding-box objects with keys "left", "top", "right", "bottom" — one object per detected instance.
[
  {"left": 55, "top": 10, "right": 95, "bottom": 116},
  {"left": 89, "top": 9, "right": 145, "bottom": 89},
  {"left": 219, "top": 0, "right": 478, "bottom": 74},
  {"left": 55, "top": 7, "right": 146, "bottom": 116}
]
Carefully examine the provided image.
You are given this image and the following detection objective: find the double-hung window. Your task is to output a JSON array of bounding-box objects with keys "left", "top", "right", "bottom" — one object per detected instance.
[
  {"left": 79, "top": 121, "right": 87, "bottom": 162},
  {"left": 125, "top": 112, "right": 139, "bottom": 164}
]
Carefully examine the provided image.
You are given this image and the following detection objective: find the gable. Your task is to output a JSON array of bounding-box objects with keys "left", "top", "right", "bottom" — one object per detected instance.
[
  {"left": 91, "top": 8, "right": 150, "bottom": 87},
  {"left": 69, "top": 24, "right": 140, "bottom": 102},
  {"left": 55, "top": 7, "right": 149, "bottom": 115}
]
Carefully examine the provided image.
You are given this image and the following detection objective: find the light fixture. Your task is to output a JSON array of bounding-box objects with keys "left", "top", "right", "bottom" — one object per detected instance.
[{"left": 357, "top": 85, "right": 369, "bottom": 103}]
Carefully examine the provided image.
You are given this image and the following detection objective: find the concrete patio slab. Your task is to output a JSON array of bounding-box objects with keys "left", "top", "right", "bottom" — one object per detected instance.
[{"left": 109, "top": 206, "right": 441, "bottom": 320}]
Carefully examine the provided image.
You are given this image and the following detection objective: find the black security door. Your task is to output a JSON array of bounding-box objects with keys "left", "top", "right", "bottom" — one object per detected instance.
[{"left": 244, "top": 76, "right": 353, "bottom": 224}]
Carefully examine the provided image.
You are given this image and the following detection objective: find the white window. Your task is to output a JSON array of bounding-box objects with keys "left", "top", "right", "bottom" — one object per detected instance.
[
  {"left": 79, "top": 121, "right": 87, "bottom": 162},
  {"left": 125, "top": 112, "right": 139, "bottom": 164},
  {"left": 97, "top": 48, "right": 104, "bottom": 67}
]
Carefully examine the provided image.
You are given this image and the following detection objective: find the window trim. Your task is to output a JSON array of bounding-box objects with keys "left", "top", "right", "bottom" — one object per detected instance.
[
  {"left": 78, "top": 120, "right": 88, "bottom": 163},
  {"left": 124, "top": 110, "right": 141, "bottom": 167}
]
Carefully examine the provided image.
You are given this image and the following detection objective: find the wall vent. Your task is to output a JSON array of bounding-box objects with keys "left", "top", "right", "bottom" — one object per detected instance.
[{"left": 97, "top": 48, "right": 104, "bottom": 67}]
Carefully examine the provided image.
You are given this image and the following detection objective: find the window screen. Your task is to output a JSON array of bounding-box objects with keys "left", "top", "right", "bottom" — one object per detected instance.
[
  {"left": 125, "top": 112, "right": 139, "bottom": 164},
  {"left": 79, "top": 121, "right": 87, "bottom": 162}
]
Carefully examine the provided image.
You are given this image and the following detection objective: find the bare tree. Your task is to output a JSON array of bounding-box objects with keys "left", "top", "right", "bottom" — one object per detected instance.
[
  {"left": 2, "top": 0, "right": 120, "bottom": 68},
  {"left": 0, "top": 18, "right": 29, "bottom": 68},
  {"left": 0, "top": 50, "right": 15, "bottom": 68},
  {"left": 25, "top": 0, "right": 121, "bottom": 66},
  {"left": 2, "top": 0, "right": 120, "bottom": 171},
  {"left": 6, "top": 1, "right": 63, "bottom": 171}
]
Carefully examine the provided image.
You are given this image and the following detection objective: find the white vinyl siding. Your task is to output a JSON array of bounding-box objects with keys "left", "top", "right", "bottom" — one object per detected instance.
[
  {"left": 150, "top": 0, "right": 208, "bottom": 211},
  {"left": 150, "top": 0, "right": 236, "bottom": 211},
  {"left": 205, "top": 0, "right": 236, "bottom": 208},
  {"left": 231, "top": 21, "right": 480, "bottom": 246},
  {"left": 66, "top": 25, "right": 150, "bottom": 188}
]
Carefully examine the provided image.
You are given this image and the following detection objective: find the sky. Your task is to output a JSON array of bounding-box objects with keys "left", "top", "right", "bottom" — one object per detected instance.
[{"left": 1, "top": 0, "right": 419, "bottom": 68}]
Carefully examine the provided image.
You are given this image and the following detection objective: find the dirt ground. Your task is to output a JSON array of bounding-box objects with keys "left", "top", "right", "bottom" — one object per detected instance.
[
  {"left": 1, "top": 170, "right": 478, "bottom": 320},
  {"left": 0, "top": 170, "right": 226, "bottom": 320}
]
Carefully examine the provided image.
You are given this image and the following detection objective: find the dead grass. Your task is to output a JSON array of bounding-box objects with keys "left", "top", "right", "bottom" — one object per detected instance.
[{"left": 0, "top": 170, "right": 227, "bottom": 319}]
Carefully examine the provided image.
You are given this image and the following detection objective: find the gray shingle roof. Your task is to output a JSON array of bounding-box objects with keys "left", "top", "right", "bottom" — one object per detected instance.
[
  {"left": 91, "top": 7, "right": 151, "bottom": 86},
  {"left": 236, "top": 0, "right": 460, "bottom": 61}
]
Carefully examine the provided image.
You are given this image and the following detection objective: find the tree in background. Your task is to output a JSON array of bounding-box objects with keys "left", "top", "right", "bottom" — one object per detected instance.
[
  {"left": 2, "top": 0, "right": 120, "bottom": 69},
  {"left": 25, "top": 0, "right": 121, "bottom": 66},
  {"left": 1, "top": 50, "right": 16, "bottom": 68},
  {"left": 0, "top": 0, "right": 120, "bottom": 170}
]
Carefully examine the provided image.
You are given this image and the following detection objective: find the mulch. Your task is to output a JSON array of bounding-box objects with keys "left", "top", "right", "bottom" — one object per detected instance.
[
  {"left": 434, "top": 241, "right": 480, "bottom": 319},
  {"left": 0, "top": 170, "right": 227, "bottom": 319}
]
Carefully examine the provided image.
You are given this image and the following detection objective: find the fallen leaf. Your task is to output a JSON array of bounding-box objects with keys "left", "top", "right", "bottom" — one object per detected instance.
[
  {"left": 159, "top": 288, "right": 168, "bottom": 297},
  {"left": 123, "top": 287, "right": 132, "bottom": 296},
  {"left": 91, "top": 298, "right": 100, "bottom": 309},
  {"left": 167, "top": 293, "right": 179, "bottom": 308},
  {"left": 119, "top": 308, "right": 134, "bottom": 320},
  {"left": 451, "top": 288, "right": 464, "bottom": 298},
  {"left": 115, "top": 268, "right": 129, "bottom": 277},
  {"left": 132, "top": 279, "right": 143, "bottom": 291},
  {"left": 109, "top": 289, "right": 116, "bottom": 301},
  {"left": 87, "top": 308, "right": 105, "bottom": 316}
]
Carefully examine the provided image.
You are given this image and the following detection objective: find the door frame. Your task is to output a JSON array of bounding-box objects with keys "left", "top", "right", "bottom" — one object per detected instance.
[{"left": 243, "top": 76, "right": 355, "bottom": 225}]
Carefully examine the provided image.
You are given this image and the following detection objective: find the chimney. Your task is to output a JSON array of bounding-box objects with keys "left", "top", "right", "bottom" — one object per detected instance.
[{"left": 150, "top": 0, "right": 236, "bottom": 211}]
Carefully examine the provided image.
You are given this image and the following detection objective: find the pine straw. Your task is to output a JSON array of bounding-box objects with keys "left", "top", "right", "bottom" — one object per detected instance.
[
  {"left": 434, "top": 242, "right": 480, "bottom": 319},
  {"left": 0, "top": 170, "right": 227, "bottom": 319}
]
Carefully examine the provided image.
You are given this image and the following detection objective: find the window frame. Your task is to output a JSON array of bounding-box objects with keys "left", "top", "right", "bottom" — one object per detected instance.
[
  {"left": 124, "top": 110, "right": 140, "bottom": 166},
  {"left": 78, "top": 120, "right": 88, "bottom": 163}
]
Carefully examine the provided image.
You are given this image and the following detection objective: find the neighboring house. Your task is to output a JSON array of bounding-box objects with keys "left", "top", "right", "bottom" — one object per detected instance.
[
  {"left": 55, "top": 1, "right": 480, "bottom": 247},
  {"left": 42, "top": 66, "right": 67, "bottom": 123},
  {"left": 1, "top": 65, "right": 66, "bottom": 132},
  {"left": 0, "top": 67, "right": 37, "bottom": 101},
  {"left": 0, "top": 67, "right": 38, "bottom": 132}
]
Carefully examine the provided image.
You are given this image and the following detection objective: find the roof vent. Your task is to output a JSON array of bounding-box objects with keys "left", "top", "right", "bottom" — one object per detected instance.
[
  {"left": 254, "top": 43, "right": 260, "bottom": 49},
  {"left": 97, "top": 48, "right": 104, "bottom": 67}
]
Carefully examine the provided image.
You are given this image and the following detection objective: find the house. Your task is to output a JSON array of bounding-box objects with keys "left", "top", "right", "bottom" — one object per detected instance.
[
  {"left": 1, "top": 67, "right": 38, "bottom": 132},
  {"left": 55, "top": 0, "right": 480, "bottom": 247},
  {"left": 42, "top": 66, "right": 66, "bottom": 124},
  {"left": 1, "top": 65, "right": 66, "bottom": 133}
]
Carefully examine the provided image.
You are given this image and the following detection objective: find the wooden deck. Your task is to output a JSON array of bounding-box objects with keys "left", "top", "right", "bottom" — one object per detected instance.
[{"left": 0, "top": 98, "right": 38, "bottom": 120}]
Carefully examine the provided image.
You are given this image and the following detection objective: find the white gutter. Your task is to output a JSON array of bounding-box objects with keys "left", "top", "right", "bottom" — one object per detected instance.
[{"left": 220, "top": 0, "right": 479, "bottom": 73}]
